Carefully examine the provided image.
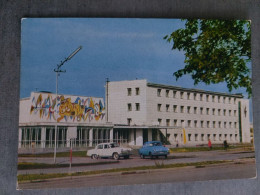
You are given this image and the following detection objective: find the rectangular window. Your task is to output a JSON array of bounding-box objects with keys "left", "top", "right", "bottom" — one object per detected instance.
[
  {"left": 127, "top": 118, "right": 132, "bottom": 125},
  {"left": 213, "top": 121, "right": 216, "bottom": 128},
  {"left": 180, "top": 92, "right": 184, "bottom": 99},
  {"left": 201, "top": 121, "right": 204, "bottom": 128},
  {"left": 212, "top": 108, "right": 215, "bottom": 115},
  {"left": 194, "top": 120, "right": 197, "bottom": 128},
  {"left": 136, "top": 103, "right": 140, "bottom": 111},
  {"left": 157, "top": 104, "right": 162, "bottom": 112},
  {"left": 223, "top": 97, "right": 226, "bottom": 103},
  {"left": 166, "top": 104, "right": 170, "bottom": 112},
  {"left": 234, "top": 98, "right": 237, "bottom": 104},
  {"left": 187, "top": 92, "right": 190, "bottom": 100},
  {"left": 157, "top": 89, "right": 161, "bottom": 97},
  {"left": 235, "top": 134, "right": 238, "bottom": 141},
  {"left": 188, "top": 120, "right": 191, "bottom": 127},
  {"left": 195, "top": 134, "right": 198, "bottom": 141},
  {"left": 206, "top": 95, "right": 209, "bottom": 102},
  {"left": 201, "top": 134, "right": 204, "bottom": 141},
  {"left": 207, "top": 121, "right": 210, "bottom": 128},
  {"left": 218, "top": 96, "right": 221, "bottom": 103},
  {"left": 173, "top": 105, "right": 177, "bottom": 113},
  {"left": 206, "top": 108, "right": 209, "bottom": 115},
  {"left": 223, "top": 109, "right": 226, "bottom": 116},
  {"left": 218, "top": 109, "right": 221, "bottom": 116},
  {"left": 200, "top": 94, "right": 203, "bottom": 101},
  {"left": 229, "top": 97, "right": 231, "bottom": 104},
  {"left": 194, "top": 107, "right": 197, "bottom": 114},
  {"left": 180, "top": 106, "right": 184, "bottom": 113},
  {"left": 174, "top": 119, "right": 178, "bottom": 126},
  {"left": 218, "top": 121, "right": 221, "bottom": 128},
  {"left": 187, "top": 106, "right": 191, "bottom": 114},
  {"left": 174, "top": 134, "right": 178, "bottom": 141},
  {"left": 135, "top": 88, "right": 140, "bottom": 95},
  {"left": 166, "top": 90, "right": 169, "bottom": 97},
  {"left": 229, "top": 122, "right": 232, "bottom": 128},
  {"left": 213, "top": 134, "right": 216, "bottom": 141},
  {"left": 229, "top": 110, "right": 232, "bottom": 116},
  {"left": 127, "top": 103, "right": 132, "bottom": 111},
  {"left": 234, "top": 110, "right": 237, "bottom": 116},
  {"left": 200, "top": 107, "right": 203, "bottom": 114},
  {"left": 166, "top": 119, "right": 170, "bottom": 126},
  {"left": 224, "top": 122, "right": 227, "bottom": 128},
  {"left": 212, "top": 95, "right": 215, "bottom": 102},
  {"left": 181, "top": 120, "right": 185, "bottom": 127},
  {"left": 194, "top": 93, "right": 197, "bottom": 100},
  {"left": 188, "top": 134, "right": 191, "bottom": 141},
  {"left": 173, "top": 91, "right": 177, "bottom": 98},
  {"left": 158, "top": 118, "right": 162, "bottom": 125},
  {"left": 219, "top": 134, "right": 222, "bottom": 141},
  {"left": 234, "top": 122, "right": 237, "bottom": 128},
  {"left": 127, "top": 88, "right": 132, "bottom": 96}
]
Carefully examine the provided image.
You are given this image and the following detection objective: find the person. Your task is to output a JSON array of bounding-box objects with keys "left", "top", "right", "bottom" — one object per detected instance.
[
  {"left": 223, "top": 140, "right": 228, "bottom": 150},
  {"left": 208, "top": 139, "right": 212, "bottom": 150},
  {"left": 176, "top": 141, "right": 179, "bottom": 148}
]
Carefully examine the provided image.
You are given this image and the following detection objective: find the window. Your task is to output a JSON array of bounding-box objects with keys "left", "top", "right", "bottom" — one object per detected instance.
[
  {"left": 187, "top": 92, "right": 190, "bottom": 100},
  {"left": 174, "top": 134, "right": 178, "bottom": 141},
  {"left": 166, "top": 119, "right": 170, "bottom": 126},
  {"left": 234, "top": 110, "right": 237, "bottom": 116},
  {"left": 223, "top": 109, "right": 226, "bottom": 116},
  {"left": 188, "top": 134, "right": 192, "bottom": 141},
  {"left": 218, "top": 109, "right": 221, "bottom": 116},
  {"left": 200, "top": 94, "right": 203, "bottom": 101},
  {"left": 158, "top": 118, "right": 162, "bottom": 125},
  {"left": 135, "top": 103, "right": 140, "bottom": 111},
  {"left": 173, "top": 105, "right": 177, "bottom": 113},
  {"left": 166, "top": 90, "right": 169, "bottom": 97},
  {"left": 229, "top": 122, "right": 232, "bottom": 128},
  {"left": 224, "top": 122, "right": 227, "bottom": 128},
  {"left": 234, "top": 122, "right": 237, "bottom": 128},
  {"left": 201, "top": 121, "right": 204, "bottom": 128},
  {"left": 229, "top": 110, "right": 232, "bottom": 116},
  {"left": 195, "top": 134, "right": 198, "bottom": 141},
  {"left": 181, "top": 120, "right": 185, "bottom": 127},
  {"left": 224, "top": 134, "right": 227, "bottom": 139},
  {"left": 187, "top": 106, "right": 191, "bottom": 114},
  {"left": 235, "top": 134, "right": 238, "bottom": 141},
  {"left": 135, "top": 88, "right": 140, "bottom": 95},
  {"left": 200, "top": 107, "right": 203, "bottom": 114},
  {"left": 212, "top": 95, "right": 215, "bottom": 102},
  {"left": 218, "top": 96, "right": 221, "bottom": 103},
  {"left": 180, "top": 106, "right": 184, "bottom": 113},
  {"left": 174, "top": 119, "right": 178, "bottom": 126},
  {"left": 97, "top": 144, "right": 103, "bottom": 149},
  {"left": 188, "top": 120, "right": 191, "bottom": 127},
  {"left": 180, "top": 92, "right": 184, "bottom": 99},
  {"left": 127, "top": 88, "right": 132, "bottom": 96},
  {"left": 213, "top": 134, "right": 216, "bottom": 141},
  {"left": 218, "top": 121, "right": 221, "bottom": 128},
  {"left": 127, "top": 118, "right": 132, "bottom": 125},
  {"left": 157, "top": 89, "right": 161, "bottom": 97},
  {"left": 166, "top": 104, "right": 170, "bottom": 112},
  {"left": 234, "top": 98, "right": 237, "bottom": 104},
  {"left": 194, "top": 93, "right": 197, "bottom": 100},
  {"left": 201, "top": 134, "right": 204, "bottom": 141},
  {"left": 229, "top": 97, "right": 231, "bottom": 104},
  {"left": 194, "top": 107, "right": 197, "bottom": 114},
  {"left": 157, "top": 104, "right": 162, "bottom": 112},
  {"left": 194, "top": 120, "right": 197, "bottom": 128},
  {"left": 219, "top": 134, "right": 222, "bottom": 141},
  {"left": 207, "top": 134, "right": 210, "bottom": 140},
  {"left": 207, "top": 121, "right": 210, "bottom": 128},
  {"left": 173, "top": 91, "right": 177, "bottom": 98},
  {"left": 206, "top": 95, "right": 209, "bottom": 102},
  {"left": 223, "top": 97, "right": 226, "bottom": 103},
  {"left": 206, "top": 108, "right": 209, "bottom": 115},
  {"left": 213, "top": 121, "right": 216, "bottom": 128},
  {"left": 127, "top": 103, "right": 132, "bottom": 111},
  {"left": 212, "top": 108, "right": 215, "bottom": 115}
]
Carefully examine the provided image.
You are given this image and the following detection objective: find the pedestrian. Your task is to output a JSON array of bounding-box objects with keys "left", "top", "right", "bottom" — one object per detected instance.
[
  {"left": 176, "top": 141, "right": 179, "bottom": 148},
  {"left": 208, "top": 139, "right": 212, "bottom": 150},
  {"left": 223, "top": 140, "right": 228, "bottom": 150}
]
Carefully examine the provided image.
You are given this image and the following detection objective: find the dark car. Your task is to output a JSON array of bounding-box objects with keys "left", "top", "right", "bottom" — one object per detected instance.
[{"left": 138, "top": 141, "right": 170, "bottom": 159}]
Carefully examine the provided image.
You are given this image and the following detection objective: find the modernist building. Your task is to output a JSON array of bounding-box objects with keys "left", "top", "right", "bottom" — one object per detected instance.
[
  {"left": 106, "top": 80, "right": 251, "bottom": 146},
  {"left": 18, "top": 79, "right": 251, "bottom": 149}
]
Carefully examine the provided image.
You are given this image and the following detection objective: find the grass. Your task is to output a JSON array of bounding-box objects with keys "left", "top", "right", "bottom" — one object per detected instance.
[
  {"left": 17, "top": 160, "right": 230, "bottom": 183},
  {"left": 18, "top": 161, "right": 119, "bottom": 170},
  {"left": 18, "top": 151, "right": 87, "bottom": 158}
]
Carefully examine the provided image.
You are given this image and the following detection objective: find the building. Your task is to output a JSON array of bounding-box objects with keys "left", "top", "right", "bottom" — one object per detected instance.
[
  {"left": 18, "top": 80, "right": 251, "bottom": 150},
  {"left": 106, "top": 79, "right": 251, "bottom": 147}
]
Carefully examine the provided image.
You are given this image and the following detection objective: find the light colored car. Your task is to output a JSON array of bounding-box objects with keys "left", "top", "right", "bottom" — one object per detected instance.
[
  {"left": 139, "top": 141, "right": 170, "bottom": 159},
  {"left": 87, "top": 142, "right": 132, "bottom": 160}
]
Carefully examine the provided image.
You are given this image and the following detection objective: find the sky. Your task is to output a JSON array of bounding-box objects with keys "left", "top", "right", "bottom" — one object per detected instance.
[{"left": 20, "top": 18, "right": 251, "bottom": 119}]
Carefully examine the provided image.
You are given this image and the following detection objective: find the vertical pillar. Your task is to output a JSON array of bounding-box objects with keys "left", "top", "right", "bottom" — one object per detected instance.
[
  {"left": 89, "top": 128, "right": 93, "bottom": 147},
  {"left": 41, "top": 127, "right": 46, "bottom": 148},
  {"left": 148, "top": 129, "right": 152, "bottom": 141},
  {"left": 18, "top": 127, "right": 22, "bottom": 148},
  {"left": 110, "top": 128, "right": 113, "bottom": 143}
]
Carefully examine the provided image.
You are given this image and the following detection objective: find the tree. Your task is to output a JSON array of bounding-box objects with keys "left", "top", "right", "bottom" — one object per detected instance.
[{"left": 164, "top": 19, "right": 251, "bottom": 97}]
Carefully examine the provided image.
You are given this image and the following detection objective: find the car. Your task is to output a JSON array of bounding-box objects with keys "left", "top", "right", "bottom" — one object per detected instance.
[
  {"left": 87, "top": 142, "right": 132, "bottom": 160},
  {"left": 139, "top": 141, "right": 170, "bottom": 159}
]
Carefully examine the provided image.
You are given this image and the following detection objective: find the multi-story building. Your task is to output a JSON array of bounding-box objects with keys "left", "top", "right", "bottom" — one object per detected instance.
[
  {"left": 106, "top": 79, "right": 251, "bottom": 146},
  {"left": 18, "top": 79, "right": 251, "bottom": 150}
]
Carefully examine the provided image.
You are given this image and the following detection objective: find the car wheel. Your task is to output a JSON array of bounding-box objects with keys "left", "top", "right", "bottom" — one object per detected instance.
[
  {"left": 124, "top": 155, "right": 129, "bottom": 159},
  {"left": 113, "top": 152, "right": 119, "bottom": 160},
  {"left": 155, "top": 156, "right": 159, "bottom": 159},
  {"left": 149, "top": 152, "right": 153, "bottom": 159},
  {"left": 93, "top": 154, "right": 98, "bottom": 159},
  {"left": 91, "top": 154, "right": 94, "bottom": 159},
  {"left": 165, "top": 155, "right": 168, "bottom": 159}
]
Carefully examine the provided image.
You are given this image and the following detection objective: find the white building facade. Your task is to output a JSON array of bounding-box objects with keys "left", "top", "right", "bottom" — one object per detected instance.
[{"left": 106, "top": 80, "right": 251, "bottom": 147}]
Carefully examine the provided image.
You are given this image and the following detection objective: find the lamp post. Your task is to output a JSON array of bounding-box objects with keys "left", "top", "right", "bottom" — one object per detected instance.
[{"left": 53, "top": 46, "right": 82, "bottom": 163}]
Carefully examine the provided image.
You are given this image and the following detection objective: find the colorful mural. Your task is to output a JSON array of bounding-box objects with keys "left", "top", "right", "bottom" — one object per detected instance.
[{"left": 30, "top": 93, "right": 105, "bottom": 122}]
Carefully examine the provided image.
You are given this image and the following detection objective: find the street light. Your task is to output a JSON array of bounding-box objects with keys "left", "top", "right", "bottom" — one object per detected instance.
[{"left": 53, "top": 46, "right": 82, "bottom": 163}]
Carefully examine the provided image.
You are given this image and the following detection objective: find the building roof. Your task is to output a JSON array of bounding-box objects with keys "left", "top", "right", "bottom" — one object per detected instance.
[{"left": 147, "top": 82, "right": 244, "bottom": 98}]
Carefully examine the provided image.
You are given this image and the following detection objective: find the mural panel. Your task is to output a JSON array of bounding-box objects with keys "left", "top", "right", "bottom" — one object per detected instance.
[{"left": 30, "top": 93, "right": 105, "bottom": 123}]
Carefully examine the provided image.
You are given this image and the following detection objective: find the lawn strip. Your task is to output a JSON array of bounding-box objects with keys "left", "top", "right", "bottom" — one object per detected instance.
[
  {"left": 18, "top": 151, "right": 87, "bottom": 158},
  {"left": 17, "top": 160, "right": 231, "bottom": 183},
  {"left": 18, "top": 161, "right": 119, "bottom": 170}
]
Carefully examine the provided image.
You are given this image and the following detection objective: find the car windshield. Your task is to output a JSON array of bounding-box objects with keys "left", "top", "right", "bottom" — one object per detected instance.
[
  {"left": 148, "top": 142, "right": 162, "bottom": 146},
  {"left": 110, "top": 143, "right": 119, "bottom": 148}
]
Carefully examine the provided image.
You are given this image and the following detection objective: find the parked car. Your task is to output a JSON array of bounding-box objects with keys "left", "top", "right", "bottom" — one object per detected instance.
[
  {"left": 139, "top": 141, "right": 170, "bottom": 159},
  {"left": 87, "top": 142, "right": 132, "bottom": 160}
]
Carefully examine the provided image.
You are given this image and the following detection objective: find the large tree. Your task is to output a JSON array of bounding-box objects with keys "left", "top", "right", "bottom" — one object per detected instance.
[{"left": 164, "top": 19, "right": 251, "bottom": 97}]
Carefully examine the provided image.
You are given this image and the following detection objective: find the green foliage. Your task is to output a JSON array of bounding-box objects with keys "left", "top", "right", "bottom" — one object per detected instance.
[{"left": 164, "top": 19, "right": 251, "bottom": 97}]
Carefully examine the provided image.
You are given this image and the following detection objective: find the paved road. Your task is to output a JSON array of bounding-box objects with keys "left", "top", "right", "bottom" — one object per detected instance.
[
  {"left": 18, "top": 150, "right": 255, "bottom": 175},
  {"left": 18, "top": 158, "right": 256, "bottom": 189}
]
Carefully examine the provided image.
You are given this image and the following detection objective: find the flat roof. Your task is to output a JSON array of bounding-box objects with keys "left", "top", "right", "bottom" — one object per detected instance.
[{"left": 147, "top": 82, "right": 244, "bottom": 98}]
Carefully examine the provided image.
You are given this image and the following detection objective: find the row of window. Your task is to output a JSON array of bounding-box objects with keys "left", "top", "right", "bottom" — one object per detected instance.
[
  {"left": 158, "top": 118, "right": 238, "bottom": 129},
  {"left": 157, "top": 104, "right": 237, "bottom": 117},
  {"left": 157, "top": 89, "right": 237, "bottom": 104},
  {"left": 127, "top": 87, "right": 140, "bottom": 96},
  {"left": 128, "top": 103, "right": 140, "bottom": 111},
  {"left": 173, "top": 133, "right": 238, "bottom": 142}
]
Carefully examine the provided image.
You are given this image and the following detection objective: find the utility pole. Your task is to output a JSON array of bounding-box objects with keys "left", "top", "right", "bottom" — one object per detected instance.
[{"left": 53, "top": 46, "right": 82, "bottom": 163}]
